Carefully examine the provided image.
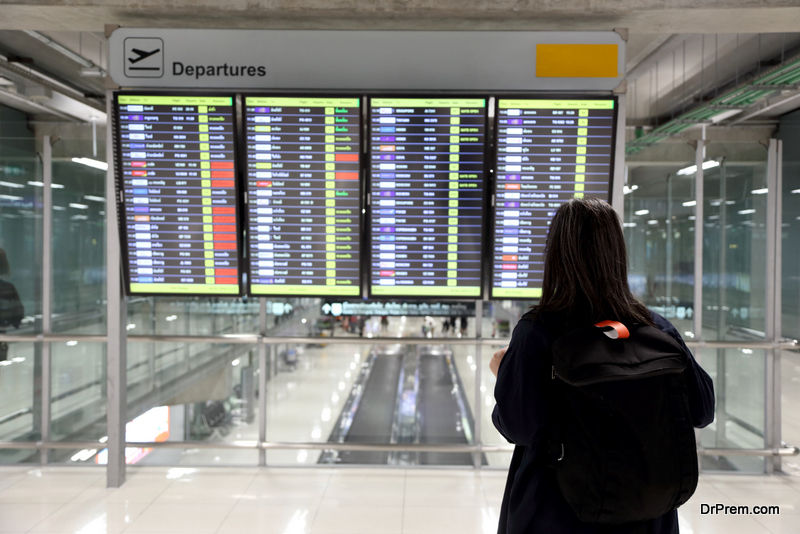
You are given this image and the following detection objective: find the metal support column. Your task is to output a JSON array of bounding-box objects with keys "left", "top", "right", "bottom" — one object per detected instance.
[
  {"left": 716, "top": 161, "right": 728, "bottom": 447},
  {"left": 40, "top": 136, "right": 53, "bottom": 465},
  {"left": 258, "top": 298, "right": 267, "bottom": 467},
  {"left": 106, "top": 90, "right": 128, "bottom": 488},
  {"left": 666, "top": 174, "right": 673, "bottom": 309},
  {"left": 611, "top": 94, "right": 626, "bottom": 219},
  {"left": 473, "top": 300, "right": 483, "bottom": 469},
  {"left": 764, "top": 139, "right": 782, "bottom": 474},
  {"left": 773, "top": 140, "right": 784, "bottom": 473},
  {"left": 693, "top": 141, "right": 704, "bottom": 344},
  {"left": 692, "top": 141, "right": 706, "bottom": 470}
]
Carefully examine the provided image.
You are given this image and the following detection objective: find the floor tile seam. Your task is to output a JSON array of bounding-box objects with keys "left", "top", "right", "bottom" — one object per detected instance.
[
  {"left": 21, "top": 499, "right": 77, "bottom": 534},
  {"left": 210, "top": 499, "right": 243, "bottom": 534},
  {"left": 752, "top": 514, "right": 786, "bottom": 534},
  {"left": 702, "top": 476, "right": 791, "bottom": 498},
  {"left": 117, "top": 473, "right": 180, "bottom": 534},
  {"left": 309, "top": 465, "right": 338, "bottom": 531},
  {"left": 400, "top": 469, "right": 407, "bottom": 534}
]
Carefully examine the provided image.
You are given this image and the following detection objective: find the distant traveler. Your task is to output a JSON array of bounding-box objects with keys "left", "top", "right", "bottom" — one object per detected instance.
[
  {"left": 0, "top": 248, "right": 24, "bottom": 362},
  {"left": 490, "top": 198, "right": 714, "bottom": 534},
  {"left": 380, "top": 315, "right": 389, "bottom": 334}
]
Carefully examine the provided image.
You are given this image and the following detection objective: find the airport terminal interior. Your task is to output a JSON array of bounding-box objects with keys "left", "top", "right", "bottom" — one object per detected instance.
[{"left": 1, "top": 1, "right": 800, "bottom": 533}]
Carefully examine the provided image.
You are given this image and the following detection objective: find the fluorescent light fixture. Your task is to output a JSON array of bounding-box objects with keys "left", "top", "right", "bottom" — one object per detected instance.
[
  {"left": 647, "top": 220, "right": 659, "bottom": 225},
  {"left": 0, "top": 194, "right": 23, "bottom": 201},
  {"left": 751, "top": 188, "right": 768, "bottom": 195},
  {"left": 682, "top": 200, "right": 697, "bottom": 207},
  {"left": 27, "top": 181, "right": 64, "bottom": 189},
  {"left": 69, "top": 203, "right": 88, "bottom": 209},
  {"left": 84, "top": 195, "right": 105, "bottom": 202},
  {"left": 792, "top": 189, "right": 800, "bottom": 194},
  {"left": 622, "top": 222, "right": 637, "bottom": 228},
  {"left": 634, "top": 209, "right": 649, "bottom": 216},
  {"left": 53, "top": 206, "right": 66, "bottom": 211},
  {"left": 70, "top": 215, "right": 88, "bottom": 221},
  {"left": 0, "top": 180, "right": 24, "bottom": 188},
  {"left": 71, "top": 157, "right": 108, "bottom": 171},
  {"left": 738, "top": 209, "right": 756, "bottom": 215},
  {"left": 688, "top": 216, "right": 696, "bottom": 220},
  {"left": 126, "top": 324, "right": 136, "bottom": 330},
  {"left": 710, "top": 109, "right": 743, "bottom": 123},
  {"left": 725, "top": 200, "right": 735, "bottom": 205},
  {"left": 676, "top": 160, "right": 720, "bottom": 176},
  {"left": 66, "top": 340, "right": 78, "bottom": 346},
  {"left": 623, "top": 185, "right": 639, "bottom": 195},
  {"left": 710, "top": 200, "right": 721, "bottom": 207}
]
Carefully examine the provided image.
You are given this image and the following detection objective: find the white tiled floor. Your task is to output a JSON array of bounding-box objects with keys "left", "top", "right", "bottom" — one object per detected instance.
[{"left": 0, "top": 467, "right": 798, "bottom": 534}]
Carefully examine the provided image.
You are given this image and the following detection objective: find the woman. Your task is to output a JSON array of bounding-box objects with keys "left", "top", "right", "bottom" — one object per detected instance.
[
  {"left": 0, "top": 248, "right": 24, "bottom": 362},
  {"left": 490, "top": 198, "right": 714, "bottom": 534}
]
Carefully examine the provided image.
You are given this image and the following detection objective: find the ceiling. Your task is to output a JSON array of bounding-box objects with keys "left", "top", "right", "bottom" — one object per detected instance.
[{"left": 0, "top": 3, "right": 799, "bottom": 149}]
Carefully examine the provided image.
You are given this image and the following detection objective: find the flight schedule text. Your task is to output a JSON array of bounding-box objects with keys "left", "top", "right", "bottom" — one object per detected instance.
[
  {"left": 244, "top": 97, "right": 362, "bottom": 296},
  {"left": 369, "top": 98, "right": 486, "bottom": 298},
  {"left": 117, "top": 95, "right": 241, "bottom": 295},
  {"left": 492, "top": 99, "right": 615, "bottom": 299}
]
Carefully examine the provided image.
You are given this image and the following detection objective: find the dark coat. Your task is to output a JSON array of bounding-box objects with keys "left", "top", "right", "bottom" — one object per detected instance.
[
  {"left": 492, "top": 311, "right": 715, "bottom": 534},
  {"left": 0, "top": 279, "right": 23, "bottom": 329}
]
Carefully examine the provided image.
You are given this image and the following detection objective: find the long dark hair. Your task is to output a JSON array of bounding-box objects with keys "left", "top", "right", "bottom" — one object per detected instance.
[{"left": 533, "top": 197, "right": 654, "bottom": 327}]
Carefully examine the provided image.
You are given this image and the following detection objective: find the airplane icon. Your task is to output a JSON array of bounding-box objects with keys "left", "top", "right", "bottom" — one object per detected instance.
[{"left": 128, "top": 48, "right": 161, "bottom": 65}]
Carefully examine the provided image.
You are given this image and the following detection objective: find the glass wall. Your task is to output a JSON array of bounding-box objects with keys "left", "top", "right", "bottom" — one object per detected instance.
[
  {"left": 778, "top": 111, "right": 800, "bottom": 462},
  {"left": 0, "top": 101, "right": 791, "bottom": 475},
  {"left": 51, "top": 137, "right": 107, "bottom": 335},
  {"left": 0, "top": 105, "right": 41, "bottom": 464},
  {"left": 625, "top": 154, "right": 697, "bottom": 339}
]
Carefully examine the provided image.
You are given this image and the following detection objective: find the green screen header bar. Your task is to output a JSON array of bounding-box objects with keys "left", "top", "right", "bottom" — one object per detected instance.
[
  {"left": 118, "top": 95, "right": 233, "bottom": 106},
  {"left": 247, "top": 97, "right": 360, "bottom": 108},
  {"left": 492, "top": 287, "right": 543, "bottom": 299},
  {"left": 372, "top": 285, "right": 481, "bottom": 297},
  {"left": 499, "top": 99, "right": 614, "bottom": 110},
  {"left": 372, "top": 98, "right": 485, "bottom": 108},
  {"left": 252, "top": 285, "right": 360, "bottom": 296},
  {"left": 130, "top": 282, "right": 239, "bottom": 295}
]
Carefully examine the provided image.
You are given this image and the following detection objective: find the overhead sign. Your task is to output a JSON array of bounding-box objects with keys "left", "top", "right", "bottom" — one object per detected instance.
[
  {"left": 321, "top": 300, "right": 475, "bottom": 317},
  {"left": 109, "top": 29, "right": 625, "bottom": 90}
]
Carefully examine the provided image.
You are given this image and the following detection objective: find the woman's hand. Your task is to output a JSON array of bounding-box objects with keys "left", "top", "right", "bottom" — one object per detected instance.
[{"left": 489, "top": 346, "right": 508, "bottom": 378}]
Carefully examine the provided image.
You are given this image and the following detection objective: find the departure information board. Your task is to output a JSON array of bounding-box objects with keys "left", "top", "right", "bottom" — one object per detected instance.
[
  {"left": 116, "top": 94, "right": 242, "bottom": 295},
  {"left": 244, "top": 97, "right": 362, "bottom": 296},
  {"left": 491, "top": 98, "right": 616, "bottom": 299},
  {"left": 368, "top": 98, "right": 486, "bottom": 298}
]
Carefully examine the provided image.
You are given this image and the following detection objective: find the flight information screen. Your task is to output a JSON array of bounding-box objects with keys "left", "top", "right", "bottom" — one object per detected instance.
[
  {"left": 116, "top": 94, "right": 242, "bottom": 296},
  {"left": 244, "top": 97, "right": 362, "bottom": 297},
  {"left": 491, "top": 98, "right": 616, "bottom": 299},
  {"left": 368, "top": 98, "right": 486, "bottom": 298}
]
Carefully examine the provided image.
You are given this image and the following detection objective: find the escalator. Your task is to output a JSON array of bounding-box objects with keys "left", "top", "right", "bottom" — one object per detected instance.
[{"left": 320, "top": 343, "right": 483, "bottom": 466}]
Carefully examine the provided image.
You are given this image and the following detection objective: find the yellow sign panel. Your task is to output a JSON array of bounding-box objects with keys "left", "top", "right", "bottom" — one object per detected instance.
[{"left": 536, "top": 44, "right": 618, "bottom": 78}]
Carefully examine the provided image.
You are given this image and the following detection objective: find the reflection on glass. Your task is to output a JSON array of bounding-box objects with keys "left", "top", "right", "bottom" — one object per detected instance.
[
  {"left": 0, "top": 342, "right": 38, "bottom": 463},
  {"left": 702, "top": 148, "right": 768, "bottom": 342},
  {"left": 698, "top": 348, "right": 765, "bottom": 473},
  {"left": 52, "top": 143, "right": 107, "bottom": 335},
  {"left": 625, "top": 162, "right": 696, "bottom": 338}
]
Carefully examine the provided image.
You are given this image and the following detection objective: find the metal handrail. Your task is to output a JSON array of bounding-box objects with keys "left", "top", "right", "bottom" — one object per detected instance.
[
  {"left": 0, "top": 439, "right": 797, "bottom": 458},
  {"left": 0, "top": 333, "right": 797, "bottom": 350}
]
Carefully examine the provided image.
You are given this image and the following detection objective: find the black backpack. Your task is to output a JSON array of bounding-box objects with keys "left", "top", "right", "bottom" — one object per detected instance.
[{"left": 547, "top": 319, "right": 698, "bottom": 524}]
